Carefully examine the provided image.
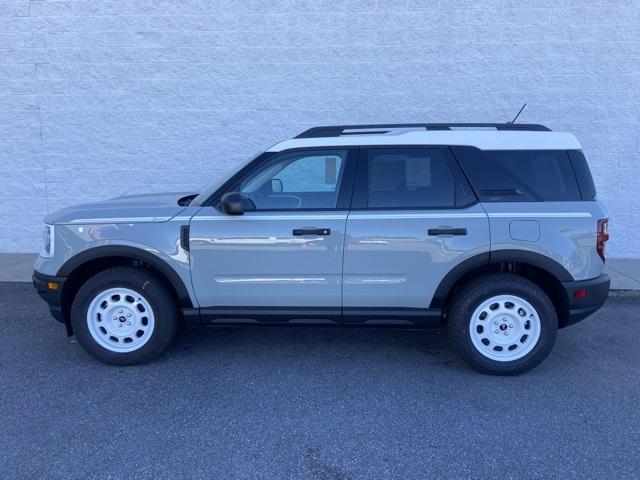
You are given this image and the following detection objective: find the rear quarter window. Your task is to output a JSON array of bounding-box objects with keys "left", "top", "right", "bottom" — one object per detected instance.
[
  {"left": 452, "top": 147, "right": 582, "bottom": 202},
  {"left": 568, "top": 150, "right": 597, "bottom": 200}
]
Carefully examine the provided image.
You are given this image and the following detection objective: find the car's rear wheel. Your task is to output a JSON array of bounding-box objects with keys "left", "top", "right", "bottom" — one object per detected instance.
[
  {"left": 448, "top": 273, "right": 558, "bottom": 375},
  {"left": 71, "top": 266, "right": 178, "bottom": 365}
]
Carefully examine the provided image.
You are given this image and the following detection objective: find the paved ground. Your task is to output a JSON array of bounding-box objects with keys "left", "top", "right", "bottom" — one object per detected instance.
[
  {"left": 0, "top": 254, "right": 36, "bottom": 282},
  {"left": 605, "top": 259, "right": 640, "bottom": 290},
  {"left": 3, "top": 253, "right": 640, "bottom": 290},
  {"left": 1, "top": 283, "right": 639, "bottom": 480}
]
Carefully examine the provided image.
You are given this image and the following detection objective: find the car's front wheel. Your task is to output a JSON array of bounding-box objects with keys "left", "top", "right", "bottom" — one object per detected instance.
[
  {"left": 448, "top": 273, "right": 558, "bottom": 375},
  {"left": 70, "top": 266, "right": 178, "bottom": 365}
]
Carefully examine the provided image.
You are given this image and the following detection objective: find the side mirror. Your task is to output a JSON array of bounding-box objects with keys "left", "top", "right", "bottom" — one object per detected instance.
[{"left": 220, "top": 192, "right": 245, "bottom": 215}]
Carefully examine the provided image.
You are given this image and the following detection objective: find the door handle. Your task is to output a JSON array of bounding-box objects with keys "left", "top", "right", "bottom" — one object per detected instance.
[
  {"left": 428, "top": 228, "right": 467, "bottom": 236},
  {"left": 292, "top": 228, "right": 331, "bottom": 236}
]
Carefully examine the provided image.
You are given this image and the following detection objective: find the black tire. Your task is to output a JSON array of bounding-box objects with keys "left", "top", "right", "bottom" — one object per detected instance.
[
  {"left": 70, "top": 266, "right": 178, "bottom": 365},
  {"left": 448, "top": 273, "right": 558, "bottom": 375}
]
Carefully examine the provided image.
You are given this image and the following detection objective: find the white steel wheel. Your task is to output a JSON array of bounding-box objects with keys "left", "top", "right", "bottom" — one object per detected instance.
[
  {"left": 86, "top": 287, "right": 155, "bottom": 353},
  {"left": 469, "top": 294, "right": 541, "bottom": 362}
]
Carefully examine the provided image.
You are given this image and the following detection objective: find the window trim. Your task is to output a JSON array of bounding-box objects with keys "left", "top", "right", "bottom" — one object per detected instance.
[
  {"left": 205, "top": 147, "right": 358, "bottom": 212},
  {"left": 351, "top": 145, "right": 478, "bottom": 211}
]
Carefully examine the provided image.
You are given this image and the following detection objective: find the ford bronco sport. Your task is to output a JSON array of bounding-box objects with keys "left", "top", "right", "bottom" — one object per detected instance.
[{"left": 33, "top": 123, "right": 610, "bottom": 374}]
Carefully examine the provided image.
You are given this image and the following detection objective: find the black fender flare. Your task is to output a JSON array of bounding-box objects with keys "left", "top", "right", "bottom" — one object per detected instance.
[
  {"left": 57, "top": 245, "right": 193, "bottom": 308},
  {"left": 429, "top": 249, "right": 573, "bottom": 308}
]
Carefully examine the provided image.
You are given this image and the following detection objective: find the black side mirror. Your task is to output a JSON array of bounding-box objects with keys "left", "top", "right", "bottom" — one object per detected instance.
[{"left": 220, "top": 192, "right": 245, "bottom": 215}]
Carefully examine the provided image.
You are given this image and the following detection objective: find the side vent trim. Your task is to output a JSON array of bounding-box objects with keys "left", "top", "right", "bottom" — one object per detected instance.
[{"left": 180, "top": 225, "right": 190, "bottom": 252}]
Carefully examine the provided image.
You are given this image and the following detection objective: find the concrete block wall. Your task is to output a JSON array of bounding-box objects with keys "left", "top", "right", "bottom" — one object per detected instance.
[{"left": 1, "top": 0, "right": 639, "bottom": 256}]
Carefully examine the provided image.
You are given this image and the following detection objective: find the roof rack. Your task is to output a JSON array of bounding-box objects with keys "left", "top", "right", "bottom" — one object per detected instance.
[{"left": 295, "top": 123, "right": 551, "bottom": 138}]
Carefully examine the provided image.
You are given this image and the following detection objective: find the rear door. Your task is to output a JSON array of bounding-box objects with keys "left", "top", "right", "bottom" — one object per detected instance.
[{"left": 342, "top": 146, "right": 490, "bottom": 321}]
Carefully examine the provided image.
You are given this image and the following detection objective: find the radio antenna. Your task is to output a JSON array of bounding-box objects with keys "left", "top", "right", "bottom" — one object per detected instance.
[{"left": 509, "top": 103, "right": 527, "bottom": 124}]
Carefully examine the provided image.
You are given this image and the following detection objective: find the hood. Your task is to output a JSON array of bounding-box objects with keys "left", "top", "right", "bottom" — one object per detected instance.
[{"left": 44, "top": 192, "right": 198, "bottom": 225}]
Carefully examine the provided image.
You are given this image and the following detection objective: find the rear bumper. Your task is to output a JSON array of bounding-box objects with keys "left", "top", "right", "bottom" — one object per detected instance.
[
  {"left": 561, "top": 274, "right": 610, "bottom": 328},
  {"left": 32, "top": 270, "right": 66, "bottom": 324}
]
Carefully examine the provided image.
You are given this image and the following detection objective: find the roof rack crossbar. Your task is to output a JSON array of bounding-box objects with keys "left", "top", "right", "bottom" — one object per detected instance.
[{"left": 295, "top": 123, "right": 551, "bottom": 138}]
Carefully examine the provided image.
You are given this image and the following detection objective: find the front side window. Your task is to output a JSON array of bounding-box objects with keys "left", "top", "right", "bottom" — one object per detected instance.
[
  {"left": 238, "top": 150, "right": 347, "bottom": 210},
  {"left": 363, "top": 147, "right": 472, "bottom": 209}
]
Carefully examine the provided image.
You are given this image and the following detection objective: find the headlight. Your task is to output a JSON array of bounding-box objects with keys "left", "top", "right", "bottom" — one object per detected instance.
[{"left": 40, "top": 224, "right": 55, "bottom": 258}]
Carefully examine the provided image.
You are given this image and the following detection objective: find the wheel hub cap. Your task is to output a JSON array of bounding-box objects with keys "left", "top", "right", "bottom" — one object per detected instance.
[
  {"left": 86, "top": 287, "right": 155, "bottom": 353},
  {"left": 469, "top": 294, "right": 541, "bottom": 362}
]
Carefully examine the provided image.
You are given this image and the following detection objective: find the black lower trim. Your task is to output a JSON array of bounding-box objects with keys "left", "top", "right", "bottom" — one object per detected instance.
[
  {"left": 33, "top": 271, "right": 66, "bottom": 325},
  {"left": 182, "top": 306, "right": 442, "bottom": 328},
  {"left": 201, "top": 306, "right": 340, "bottom": 324},
  {"left": 342, "top": 307, "right": 441, "bottom": 327},
  {"left": 561, "top": 274, "right": 610, "bottom": 328}
]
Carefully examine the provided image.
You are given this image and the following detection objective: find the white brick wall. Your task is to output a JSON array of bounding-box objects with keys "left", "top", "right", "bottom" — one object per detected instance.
[{"left": 1, "top": 0, "right": 639, "bottom": 256}]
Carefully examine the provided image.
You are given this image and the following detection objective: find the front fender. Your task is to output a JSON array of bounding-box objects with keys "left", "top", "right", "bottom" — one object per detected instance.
[{"left": 35, "top": 220, "right": 196, "bottom": 308}]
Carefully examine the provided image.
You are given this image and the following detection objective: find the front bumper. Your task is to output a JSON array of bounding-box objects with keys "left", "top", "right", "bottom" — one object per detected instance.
[
  {"left": 32, "top": 270, "right": 66, "bottom": 324},
  {"left": 561, "top": 273, "right": 610, "bottom": 328}
]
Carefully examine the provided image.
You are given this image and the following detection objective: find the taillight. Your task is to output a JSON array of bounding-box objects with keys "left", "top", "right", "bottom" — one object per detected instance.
[{"left": 597, "top": 218, "right": 609, "bottom": 262}]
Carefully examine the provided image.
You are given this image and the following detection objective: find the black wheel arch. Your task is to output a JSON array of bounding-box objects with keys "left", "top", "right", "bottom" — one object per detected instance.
[
  {"left": 430, "top": 250, "right": 573, "bottom": 325},
  {"left": 57, "top": 246, "right": 193, "bottom": 330}
]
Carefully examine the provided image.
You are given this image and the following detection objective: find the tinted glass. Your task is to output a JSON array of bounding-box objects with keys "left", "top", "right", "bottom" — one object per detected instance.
[
  {"left": 239, "top": 150, "right": 346, "bottom": 210},
  {"left": 568, "top": 150, "right": 596, "bottom": 200},
  {"left": 365, "top": 148, "right": 464, "bottom": 208},
  {"left": 454, "top": 148, "right": 581, "bottom": 202}
]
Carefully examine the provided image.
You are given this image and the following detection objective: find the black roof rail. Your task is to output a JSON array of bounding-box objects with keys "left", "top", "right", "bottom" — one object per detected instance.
[{"left": 295, "top": 123, "right": 551, "bottom": 138}]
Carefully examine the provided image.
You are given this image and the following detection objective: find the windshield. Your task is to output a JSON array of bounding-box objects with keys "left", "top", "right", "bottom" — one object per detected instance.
[{"left": 190, "top": 152, "right": 262, "bottom": 206}]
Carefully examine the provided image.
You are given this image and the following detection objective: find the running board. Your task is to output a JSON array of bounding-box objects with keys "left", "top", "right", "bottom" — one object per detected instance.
[{"left": 181, "top": 307, "right": 442, "bottom": 328}]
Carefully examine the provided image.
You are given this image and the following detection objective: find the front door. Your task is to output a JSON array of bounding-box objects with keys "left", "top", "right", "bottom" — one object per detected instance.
[
  {"left": 342, "top": 146, "right": 490, "bottom": 322},
  {"left": 189, "top": 148, "right": 357, "bottom": 318}
]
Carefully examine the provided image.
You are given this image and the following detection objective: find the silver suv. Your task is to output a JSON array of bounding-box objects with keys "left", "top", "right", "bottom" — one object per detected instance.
[{"left": 33, "top": 123, "right": 610, "bottom": 375}]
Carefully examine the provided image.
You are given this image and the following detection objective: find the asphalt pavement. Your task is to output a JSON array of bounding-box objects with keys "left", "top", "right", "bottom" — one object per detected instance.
[{"left": 1, "top": 283, "right": 639, "bottom": 479}]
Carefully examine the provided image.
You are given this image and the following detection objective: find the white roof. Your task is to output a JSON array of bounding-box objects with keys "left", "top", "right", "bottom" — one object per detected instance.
[{"left": 267, "top": 129, "right": 581, "bottom": 152}]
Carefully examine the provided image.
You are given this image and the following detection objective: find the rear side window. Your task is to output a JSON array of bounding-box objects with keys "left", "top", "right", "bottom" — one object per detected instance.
[
  {"left": 354, "top": 147, "right": 476, "bottom": 209},
  {"left": 568, "top": 150, "right": 596, "bottom": 200},
  {"left": 452, "top": 147, "right": 581, "bottom": 202}
]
